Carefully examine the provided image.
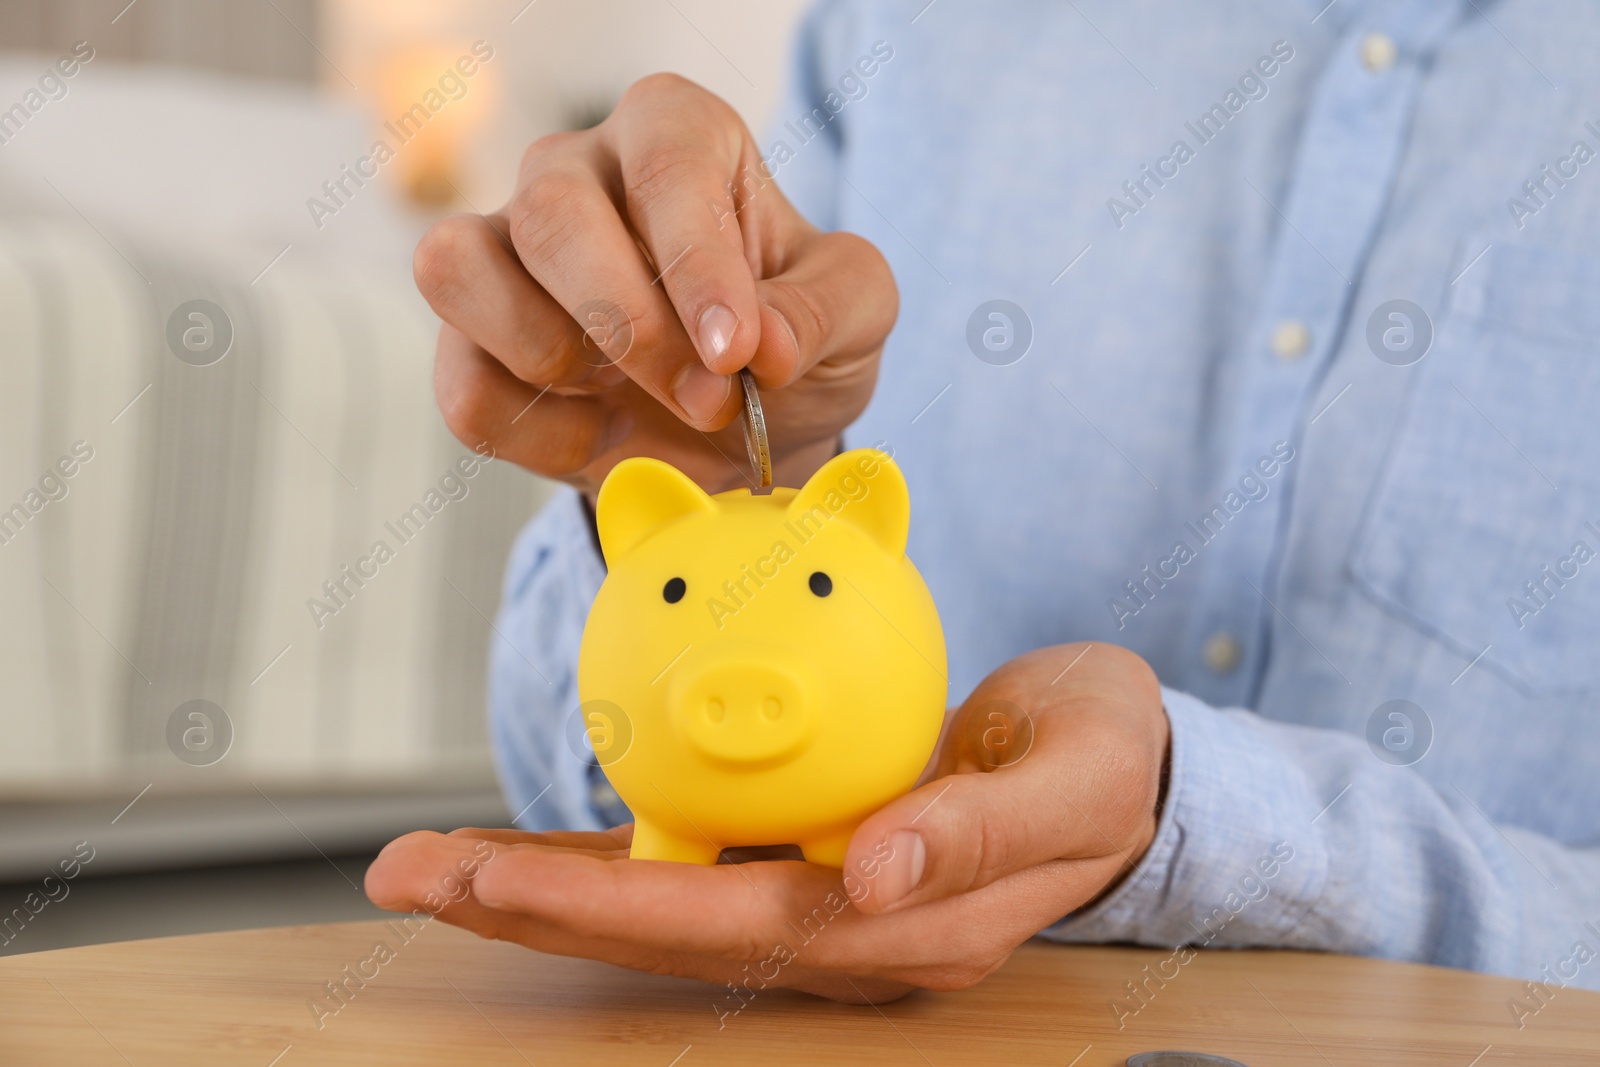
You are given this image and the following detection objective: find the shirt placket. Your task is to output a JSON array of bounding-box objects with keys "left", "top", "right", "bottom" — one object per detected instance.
[{"left": 1182, "top": 0, "right": 1468, "bottom": 709}]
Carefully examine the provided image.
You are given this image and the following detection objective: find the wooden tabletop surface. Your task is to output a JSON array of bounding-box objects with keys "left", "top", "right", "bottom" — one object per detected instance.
[{"left": 1, "top": 920, "right": 1597, "bottom": 1065}]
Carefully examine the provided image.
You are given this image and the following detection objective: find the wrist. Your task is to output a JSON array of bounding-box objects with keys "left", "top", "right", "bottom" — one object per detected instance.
[{"left": 1088, "top": 691, "right": 1171, "bottom": 902}]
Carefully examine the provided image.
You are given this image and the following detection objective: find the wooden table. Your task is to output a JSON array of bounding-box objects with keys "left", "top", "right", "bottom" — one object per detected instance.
[{"left": 2, "top": 921, "right": 1597, "bottom": 1065}]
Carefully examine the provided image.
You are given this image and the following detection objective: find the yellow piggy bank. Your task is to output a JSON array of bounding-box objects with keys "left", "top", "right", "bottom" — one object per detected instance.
[{"left": 577, "top": 447, "right": 947, "bottom": 867}]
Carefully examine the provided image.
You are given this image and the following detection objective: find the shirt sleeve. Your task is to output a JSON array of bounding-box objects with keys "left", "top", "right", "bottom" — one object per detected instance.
[
  {"left": 488, "top": 486, "right": 616, "bottom": 831},
  {"left": 1043, "top": 687, "right": 1600, "bottom": 997}
]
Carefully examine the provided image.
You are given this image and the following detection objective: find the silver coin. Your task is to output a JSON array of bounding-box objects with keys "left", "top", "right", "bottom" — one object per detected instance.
[
  {"left": 1127, "top": 1053, "right": 1248, "bottom": 1067},
  {"left": 739, "top": 368, "right": 772, "bottom": 488}
]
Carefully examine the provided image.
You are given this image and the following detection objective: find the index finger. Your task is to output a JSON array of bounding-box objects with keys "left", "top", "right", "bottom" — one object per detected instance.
[
  {"left": 604, "top": 73, "right": 766, "bottom": 376},
  {"left": 508, "top": 134, "right": 742, "bottom": 431},
  {"left": 464, "top": 841, "right": 1103, "bottom": 983}
]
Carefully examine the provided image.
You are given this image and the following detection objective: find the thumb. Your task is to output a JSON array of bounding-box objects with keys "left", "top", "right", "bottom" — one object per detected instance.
[
  {"left": 838, "top": 772, "right": 1064, "bottom": 917},
  {"left": 842, "top": 721, "right": 1154, "bottom": 916},
  {"left": 747, "top": 227, "right": 898, "bottom": 388}
]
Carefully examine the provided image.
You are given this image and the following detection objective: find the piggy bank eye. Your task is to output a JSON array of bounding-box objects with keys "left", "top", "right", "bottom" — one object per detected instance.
[
  {"left": 808, "top": 571, "right": 833, "bottom": 597},
  {"left": 662, "top": 577, "right": 686, "bottom": 603}
]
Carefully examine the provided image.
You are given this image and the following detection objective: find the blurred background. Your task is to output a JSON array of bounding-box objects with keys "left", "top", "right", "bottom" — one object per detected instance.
[{"left": 0, "top": 0, "right": 808, "bottom": 954}]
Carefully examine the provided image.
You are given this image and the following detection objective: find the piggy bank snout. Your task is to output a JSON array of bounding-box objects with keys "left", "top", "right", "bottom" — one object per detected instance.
[{"left": 670, "top": 658, "right": 815, "bottom": 766}]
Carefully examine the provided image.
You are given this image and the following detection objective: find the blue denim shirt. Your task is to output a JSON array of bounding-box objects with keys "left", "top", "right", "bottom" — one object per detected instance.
[{"left": 489, "top": 0, "right": 1600, "bottom": 994}]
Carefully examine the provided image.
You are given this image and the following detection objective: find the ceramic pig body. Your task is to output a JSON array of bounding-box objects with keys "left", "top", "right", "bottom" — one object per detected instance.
[{"left": 577, "top": 448, "right": 947, "bottom": 867}]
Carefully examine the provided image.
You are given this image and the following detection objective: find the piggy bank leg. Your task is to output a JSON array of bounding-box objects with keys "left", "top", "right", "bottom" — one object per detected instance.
[
  {"left": 629, "top": 819, "right": 721, "bottom": 865},
  {"left": 799, "top": 828, "right": 854, "bottom": 869}
]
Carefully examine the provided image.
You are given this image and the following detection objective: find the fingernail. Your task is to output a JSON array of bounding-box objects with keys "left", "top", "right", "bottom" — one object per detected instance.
[
  {"left": 875, "top": 830, "right": 926, "bottom": 908},
  {"left": 697, "top": 303, "right": 738, "bottom": 364},
  {"left": 672, "top": 362, "right": 731, "bottom": 424}
]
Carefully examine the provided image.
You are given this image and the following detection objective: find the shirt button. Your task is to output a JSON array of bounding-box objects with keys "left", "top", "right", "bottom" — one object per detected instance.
[
  {"left": 1204, "top": 632, "right": 1243, "bottom": 675},
  {"left": 1270, "top": 319, "right": 1312, "bottom": 361},
  {"left": 1361, "top": 32, "right": 1397, "bottom": 73}
]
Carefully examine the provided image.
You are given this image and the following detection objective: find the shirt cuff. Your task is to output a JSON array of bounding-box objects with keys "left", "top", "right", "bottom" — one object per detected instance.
[{"left": 1039, "top": 686, "right": 1329, "bottom": 949}]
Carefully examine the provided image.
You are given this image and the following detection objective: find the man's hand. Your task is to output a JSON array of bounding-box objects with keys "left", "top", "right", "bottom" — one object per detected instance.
[
  {"left": 365, "top": 644, "right": 1170, "bottom": 1002},
  {"left": 415, "top": 73, "right": 897, "bottom": 500}
]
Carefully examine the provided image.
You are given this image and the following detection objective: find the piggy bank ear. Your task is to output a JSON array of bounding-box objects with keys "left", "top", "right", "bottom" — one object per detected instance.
[
  {"left": 595, "top": 457, "right": 715, "bottom": 565},
  {"left": 787, "top": 448, "right": 909, "bottom": 556}
]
